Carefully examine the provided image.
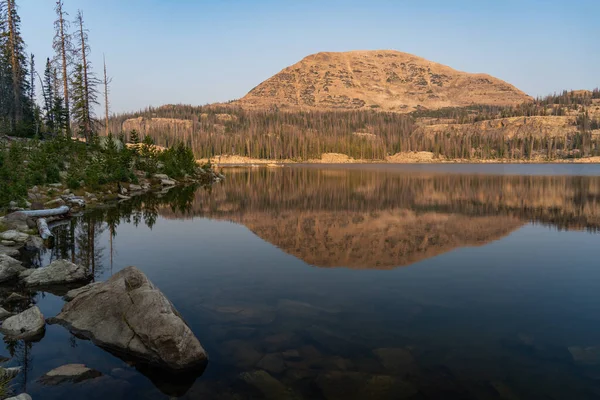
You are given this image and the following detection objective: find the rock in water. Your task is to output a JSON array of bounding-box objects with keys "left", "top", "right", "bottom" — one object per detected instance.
[
  {"left": 20, "top": 260, "right": 91, "bottom": 287},
  {"left": 0, "top": 307, "right": 13, "bottom": 320},
  {"left": 0, "top": 244, "right": 20, "bottom": 258},
  {"left": 0, "top": 230, "right": 29, "bottom": 243},
  {"left": 0, "top": 366, "right": 22, "bottom": 380},
  {"left": 24, "top": 236, "right": 44, "bottom": 252},
  {"left": 0, "top": 255, "right": 26, "bottom": 283},
  {"left": 39, "top": 364, "right": 102, "bottom": 385},
  {"left": 0, "top": 306, "right": 45, "bottom": 340},
  {"left": 5, "top": 394, "right": 32, "bottom": 400},
  {"left": 49, "top": 266, "right": 208, "bottom": 370}
]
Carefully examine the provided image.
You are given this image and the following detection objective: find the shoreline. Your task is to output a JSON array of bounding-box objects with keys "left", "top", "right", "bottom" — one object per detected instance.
[
  {"left": 203, "top": 152, "right": 600, "bottom": 167},
  {"left": 0, "top": 169, "right": 223, "bottom": 257}
]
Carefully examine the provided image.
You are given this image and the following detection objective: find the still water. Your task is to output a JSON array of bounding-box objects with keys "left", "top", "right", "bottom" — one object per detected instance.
[{"left": 4, "top": 164, "right": 600, "bottom": 399}]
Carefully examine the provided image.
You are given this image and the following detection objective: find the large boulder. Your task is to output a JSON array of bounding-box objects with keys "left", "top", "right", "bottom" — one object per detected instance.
[
  {"left": 20, "top": 260, "right": 91, "bottom": 287},
  {"left": 63, "top": 282, "right": 102, "bottom": 301},
  {"left": 0, "top": 306, "right": 45, "bottom": 340},
  {"left": 0, "top": 255, "right": 26, "bottom": 283},
  {"left": 49, "top": 266, "right": 208, "bottom": 370}
]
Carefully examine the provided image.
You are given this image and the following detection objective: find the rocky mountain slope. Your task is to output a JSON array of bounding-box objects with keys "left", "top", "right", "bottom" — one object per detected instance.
[{"left": 236, "top": 50, "right": 532, "bottom": 112}]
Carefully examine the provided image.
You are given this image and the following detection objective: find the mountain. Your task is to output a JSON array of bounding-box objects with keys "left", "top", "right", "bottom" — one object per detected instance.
[{"left": 236, "top": 50, "right": 532, "bottom": 112}]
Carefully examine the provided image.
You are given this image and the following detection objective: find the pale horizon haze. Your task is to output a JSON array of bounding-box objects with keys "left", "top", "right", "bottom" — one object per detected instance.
[{"left": 18, "top": 0, "right": 600, "bottom": 113}]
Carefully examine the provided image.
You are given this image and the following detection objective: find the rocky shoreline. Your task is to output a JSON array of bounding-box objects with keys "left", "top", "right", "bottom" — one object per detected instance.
[{"left": 0, "top": 170, "right": 222, "bottom": 399}]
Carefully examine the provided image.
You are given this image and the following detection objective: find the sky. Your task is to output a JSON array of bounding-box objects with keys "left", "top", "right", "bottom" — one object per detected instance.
[{"left": 17, "top": 0, "right": 600, "bottom": 114}]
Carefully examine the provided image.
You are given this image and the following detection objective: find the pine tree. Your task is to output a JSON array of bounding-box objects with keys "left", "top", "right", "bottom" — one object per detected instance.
[
  {"left": 1, "top": 0, "right": 33, "bottom": 134},
  {"left": 52, "top": 67, "right": 67, "bottom": 134},
  {"left": 0, "top": 1, "right": 11, "bottom": 132},
  {"left": 42, "top": 57, "right": 55, "bottom": 132},
  {"left": 71, "top": 62, "right": 89, "bottom": 138}
]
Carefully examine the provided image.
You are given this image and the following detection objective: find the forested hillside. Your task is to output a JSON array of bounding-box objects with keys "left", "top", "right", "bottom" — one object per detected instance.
[{"left": 110, "top": 89, "right": 600, "bottom": 161}]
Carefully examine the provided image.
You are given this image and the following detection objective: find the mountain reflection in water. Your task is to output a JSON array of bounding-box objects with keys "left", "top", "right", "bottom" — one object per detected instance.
[
  {"left": 152, "top": 167, "right": 600, "bottom": 268},
  {"left": 13, "top": 165, "right": 600, "bottom": 400}
]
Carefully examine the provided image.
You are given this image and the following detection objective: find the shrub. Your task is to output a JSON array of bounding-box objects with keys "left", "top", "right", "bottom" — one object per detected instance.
[{"left": 160, "top": 142, "right": 197, "bottom": 178}]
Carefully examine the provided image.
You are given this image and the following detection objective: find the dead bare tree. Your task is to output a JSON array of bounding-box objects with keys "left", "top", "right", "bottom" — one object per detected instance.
[
  {"left": 53, "top": 0, "right": 72, "bottom": 134},
  {"left": 103, "top": 54, "right": 112, "bottom": 136}
]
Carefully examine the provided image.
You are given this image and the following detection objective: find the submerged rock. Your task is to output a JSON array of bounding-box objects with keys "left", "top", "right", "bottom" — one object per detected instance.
[
  {"left": 39, "top": 364, "right": 102, "bottom": 385},
  {"left": 0, "top": 255, "right": 26, "bottom": 283},
  {"left": 0, "top": 306, "right": 45, "bottom": 340},
  {"left": 49, "top": 266, "right": 208, "bottom": 370},
  {"left": 257, "top": 353, "right": 286, "bottom": 374},
  {"left": 219, "top": 339, "right": 263, "bottom": 368},
  {"left": 373, "top": 348, "right": 417, "bottom": 375},
  {"left": 20, "top": 260, "right": 91, "bottom": 287},
  {"left": 240, "top": 370, "right": 299, "bottom": 400},
  {"left": 568, "top": 346, "right": 600, "bottom": 364},
  {"left": 316, "top": 371, "right": 418, "bottom": 400}
]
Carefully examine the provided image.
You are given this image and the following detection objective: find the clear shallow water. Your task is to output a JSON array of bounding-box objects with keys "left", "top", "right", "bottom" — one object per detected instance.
[{"left": 3, "top": 164, "right": 600, "bottom": 399}]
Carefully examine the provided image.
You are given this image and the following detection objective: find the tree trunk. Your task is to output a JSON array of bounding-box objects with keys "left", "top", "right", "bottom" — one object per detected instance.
[
  {"left": 37, "top": 218, "right": 53, "bottom": 240},
  {"left": 103, "top": 54, "right": 109, "bottom": 136},
  {"left": 57, "top": 1, "right": 71, "bottom": 134},
  {"left": 6, "top": 0, "right": 21, "bottom": 127}
]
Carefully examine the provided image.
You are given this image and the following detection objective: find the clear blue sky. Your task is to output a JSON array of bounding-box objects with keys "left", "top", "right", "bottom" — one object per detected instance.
[{"left": 17, "top": 0, "right": 599, "bottom": 113}]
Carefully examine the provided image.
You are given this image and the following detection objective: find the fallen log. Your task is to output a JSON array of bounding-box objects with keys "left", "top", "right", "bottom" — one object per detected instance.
[
  {"left": 15, "top": 206, "right": 70, "bottom": 218},
  {"left": 37, "top": 218, "right": 53, "bottom": 240},
  {"left": 47, "top": 219, "right": 71, "bottom": 231}
]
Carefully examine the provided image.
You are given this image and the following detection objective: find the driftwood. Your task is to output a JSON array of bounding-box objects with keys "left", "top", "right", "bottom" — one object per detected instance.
[
  {"left": 37, "top": 218, "right": 53, "bottom": 240},
  {"left": 16, "top": 206, "right": 70, "bottom": 218}
]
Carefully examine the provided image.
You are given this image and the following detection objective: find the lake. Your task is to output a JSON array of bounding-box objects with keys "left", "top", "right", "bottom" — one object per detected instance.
[{"left": 4, "top": 164, "right": 600, "bottom": 399}]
